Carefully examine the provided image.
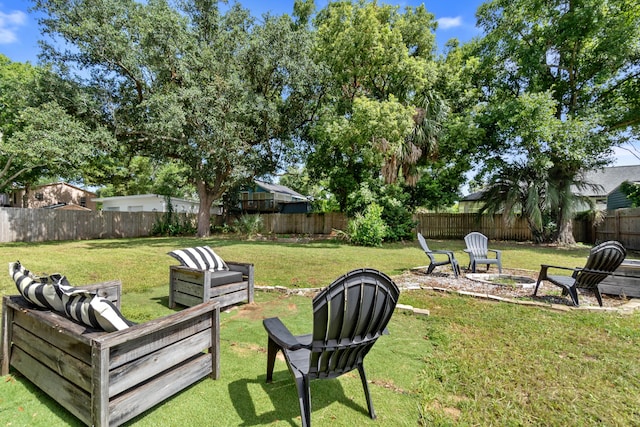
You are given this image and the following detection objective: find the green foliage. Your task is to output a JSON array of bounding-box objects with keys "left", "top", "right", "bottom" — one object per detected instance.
[
  {"left": 471, "top": 0, "right": 640, "bottom": 243},
  {"left": 231, "top": 214, "right": 264, "bottom": 237},
  {"left": 151, "top": 197, "right": 197, "bottom": 236},
  {"left": 620, "top": 181, "right": 640, "bottom": 207},
  {"left": 346, "top": 203, "right": 388, "bottom": 247},
  {"left": 347, "top": 182, "right": 415, "bottom": 242},
  {"left": 97, "top": 157, "right": 194, "bottom": 198},
  {"left": 34, "top": 0, "right": 320, "bottom": 237},
  {"left": 307, "top": 1, "right": 453, "bottom": 212},
  {"left": 0, "top": 55, "right": 112, "bottom": 192}
]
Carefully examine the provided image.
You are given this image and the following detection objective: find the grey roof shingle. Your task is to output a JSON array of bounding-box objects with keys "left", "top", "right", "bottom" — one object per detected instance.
[{"left": 581, "top": 165, "right": 640, "bottom": 197}]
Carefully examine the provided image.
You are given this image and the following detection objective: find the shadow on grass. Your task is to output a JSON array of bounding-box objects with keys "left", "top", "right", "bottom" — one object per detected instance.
[{"left": 228, "top": 372, "right": 371, "bottom": 426}]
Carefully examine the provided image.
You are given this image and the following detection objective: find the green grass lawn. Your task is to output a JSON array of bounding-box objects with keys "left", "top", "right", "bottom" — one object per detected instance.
[{"left": 0, "top": 237, "right": 639, "bottom": 426}]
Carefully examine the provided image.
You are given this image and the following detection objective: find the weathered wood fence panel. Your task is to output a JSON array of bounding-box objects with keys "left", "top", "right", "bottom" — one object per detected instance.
[
  {"left": 0, "top": 207, "right": 596, "bottom": 244},
  {"left": 0, "top": 208, "right": 167, "bottom": 242},
  {"left": 414, "top": 213, "right": 533, "bottom": 241},
  {"left": 595, "top": 208, "right": 640, "bottom": 250},
  {"left": 259, "top": 213, "right": 348, "bottom": 235}
]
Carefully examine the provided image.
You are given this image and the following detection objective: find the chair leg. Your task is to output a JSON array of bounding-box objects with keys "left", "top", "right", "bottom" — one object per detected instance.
[
  {"left": 294, "top": 375, "right": 312, "bottom": 427},
  {"left": 266, "top": 336, "right": 279, "bottom": 383},
  {"left": 358, "top": 364, "right": 376, "bottom": 419},
  {"left": 426, "top": 264, "right": 435, "bottom": 275},
  {"left": 594, "top": 288, "right": 604, "bottom": 307},
  {"left": 533, "top": 278, "right": 542, "bottom": 296},
  {"left": 567, "top": 285, "right": 580, "bottom": 306}
]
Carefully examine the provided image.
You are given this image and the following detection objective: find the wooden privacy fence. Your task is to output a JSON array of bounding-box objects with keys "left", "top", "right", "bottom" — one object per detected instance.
[
  {"left": 415, "top": 213, "right": 533, "bottom": 241},
  {"left": 0, "top": 207, "right": 597, "bottom": 244},
  {"left": 258, "top": 212, "right": 348, "bottom": 235},
  {"left": 595, "top": 208, "right": 640, "bottom": 251},
  {"left": 0, "top": 207, "right": 179, "bottom": 242}
]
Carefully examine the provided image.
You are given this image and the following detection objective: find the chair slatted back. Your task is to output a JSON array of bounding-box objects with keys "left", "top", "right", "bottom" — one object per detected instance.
[
  {"left": 465, "top": 232, "right": 488, "bottom": 258},
  {"left": 417, "top": 233, "right": 430, "bottom": 252},
  {"left": 309, "top": 269, "right": 399, "bottom": 380},
  {"left": 575, "top": 241, "right": 626, "bottom": 290}
]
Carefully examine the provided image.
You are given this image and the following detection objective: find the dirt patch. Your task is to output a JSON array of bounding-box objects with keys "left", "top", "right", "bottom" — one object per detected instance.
[{"left": 395, "top": 267, "right": 632, "bottom": 308}]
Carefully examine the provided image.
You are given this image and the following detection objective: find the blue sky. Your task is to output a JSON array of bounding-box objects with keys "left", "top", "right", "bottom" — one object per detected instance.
[{"left": 0, "top": 0, "right": 483, "bottom": 63}]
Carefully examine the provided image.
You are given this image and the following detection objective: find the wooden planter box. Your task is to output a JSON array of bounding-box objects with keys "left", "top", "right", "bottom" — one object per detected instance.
[
  {"left": 599, "top": 259, "right": 640, "bottom": 298},
  {"left": 1, "top": 281, "right": 220, "bottom": 427},
  {"left": 169, "top": 261, "right": 254, "bottom": 309}
]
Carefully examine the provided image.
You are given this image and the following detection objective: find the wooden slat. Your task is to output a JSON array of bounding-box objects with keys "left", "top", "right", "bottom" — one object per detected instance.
[
  {"left": 109, "top": 329, "right": 211, "bottom": 396},
  {"left": 208, "top": 281, "right": 248, "bottom": 297},
  {"left": 10, "top": 304, "right": 95, "bottom": 363},
  {"left": 174, "top": 292, "right": 204, "bottom": 308},
  {"left": 108, "top": 354, "right": 212, "bottom": 426},
  {"left": 173, "top": 280, "right": 206, "bottom": 298},
  {"left": 11, "top": 346, "right": 91, "bottom": 425},
  {"left": 107, "top": 315, "right": 211, "bottom": 370},
  {"left": 1, "top": 297, "right": 13, "bottom": 375},
  {"left": 12, "top": 324, "right": 92, "bottom": 391}
]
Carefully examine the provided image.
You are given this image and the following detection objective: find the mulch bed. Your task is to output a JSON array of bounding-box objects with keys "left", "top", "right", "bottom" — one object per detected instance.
[{"left": 394, "top": 267, "right": 632, "bottom": 308}]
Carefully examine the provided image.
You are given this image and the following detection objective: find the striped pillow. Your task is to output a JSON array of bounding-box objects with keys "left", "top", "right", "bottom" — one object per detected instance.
[
  {"left": 8, "top": 262, "right": 131, "bottom": 332},
  {"left": 9, "top": 261, "right": 65, "bottom": 312},
  {"left": 55, "top": 283, "right": 132, "bottom": 332},
  {"left": 168, "top": 246, "right": 229, "bottom": 271}
]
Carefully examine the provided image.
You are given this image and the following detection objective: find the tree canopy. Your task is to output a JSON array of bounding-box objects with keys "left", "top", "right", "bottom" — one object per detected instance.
[
  {"left": 34, "top": 0, "right": 319, "bottom": 236},
  {"left": 471, "top": 0, "right": 640, "bottom": 243}
]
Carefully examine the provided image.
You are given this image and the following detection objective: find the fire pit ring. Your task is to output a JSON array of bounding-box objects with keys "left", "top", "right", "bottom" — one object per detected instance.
[{"left": 466, "top": 273, "right": 537, "bottom": 289}]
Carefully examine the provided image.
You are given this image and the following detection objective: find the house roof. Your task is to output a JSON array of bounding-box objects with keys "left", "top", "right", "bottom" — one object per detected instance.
[
  {"left": 92, "top": 194, "right": 198, "bottom": 204},
  {"left": 460, "top": 191, "right": 485, "bottom": 202},
  {"left": 581, "top": 165, "right": 640, "bottom": 197},
  {"left": 254, "top": 180, "right": 307, "bottom": 200},
  {"left": 27, "top": 182, "right": 96, "bottom": 196}
]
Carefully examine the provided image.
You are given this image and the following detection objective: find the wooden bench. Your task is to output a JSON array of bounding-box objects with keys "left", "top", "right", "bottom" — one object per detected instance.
[
  {"left": 1, "top": 280, "right": 220, "bottom": 427},
  {"left": 169, "top": 261, "right": 254, "bottom": 309}
]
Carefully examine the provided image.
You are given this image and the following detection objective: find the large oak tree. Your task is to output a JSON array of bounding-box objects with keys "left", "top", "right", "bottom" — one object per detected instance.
[
  {"left": 35, "top": 0, "right": 318, "bottom": 236},
  {"left": 473, "top": 0, "right": 640, "bottom": 244}
]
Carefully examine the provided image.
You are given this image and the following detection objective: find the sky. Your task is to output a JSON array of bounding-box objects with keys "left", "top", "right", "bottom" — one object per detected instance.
[{"left": 0, "top": 0, "right": 637, "bottom": 167}]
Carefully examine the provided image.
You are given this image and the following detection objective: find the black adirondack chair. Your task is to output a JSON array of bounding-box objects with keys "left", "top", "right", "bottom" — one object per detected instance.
[
  {"left": 417, "top": 232, "right": 460, "bottom": 277},
  {"left": 263, "top": 268, "right": 399, "bottom": 427},
  {"left": 533, "top": 240, "right": 626, "bottom": 306},
  {"left": 464, "top": 232, "right": 502, "bottom": 273}
]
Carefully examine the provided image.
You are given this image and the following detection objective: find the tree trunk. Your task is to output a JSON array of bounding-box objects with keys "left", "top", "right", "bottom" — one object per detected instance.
[
  {"left": 196, "top": 181, "right": 215, "bottom": 238},
  {"left": 555, "top": 218, "right": 576, "bottom": 246}
]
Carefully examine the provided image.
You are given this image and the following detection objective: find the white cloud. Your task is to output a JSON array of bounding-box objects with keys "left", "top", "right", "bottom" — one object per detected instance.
[
  {"left": 0, "top": 10, "right": 27, "bottom": 44},
  {"left": 437, "top": 16, "right": 463, "bottom": 30}
]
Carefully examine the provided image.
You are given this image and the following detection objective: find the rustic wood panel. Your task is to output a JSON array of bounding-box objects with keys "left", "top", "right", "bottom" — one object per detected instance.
[
  {"left": 109, "top": 329, "right": 211, "bottom": 396},
  {"left": 595, "top": 208, "right": 640, "bottom": 250},
  {"left": 11, "top": 346, "right": 92, "bottom": 425},
  {"left": 2, "top": 284, "right": 220, "bottom": 426},
  {"left": 12, "top": 324, "right": 92, "bottom": 391},
  {"left": 108, "top": 355, "right": 213, "bottom": 426}
]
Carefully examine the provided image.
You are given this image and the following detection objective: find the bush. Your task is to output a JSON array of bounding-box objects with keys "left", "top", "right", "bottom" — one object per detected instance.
[
  {"left": 346, "top": 203, "right": 388, "bottom": 247},
  {"left": 151, "top": 197, "right": 197, "bottom": 236},
  {"left": 232, "top": 214, "right": 264, "bottom": 237}
]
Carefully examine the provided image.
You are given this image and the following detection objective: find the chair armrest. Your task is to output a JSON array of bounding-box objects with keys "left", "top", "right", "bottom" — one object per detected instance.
[
  {"left": 431, "top": 250, "right": 455, "bottom": 256},
  {"left": 488, "top": 249, "right": 501, "bottom": 260},
  {"left": 538, "top": 264, "right": 578, "bottom": 281},
  {"left": 263, "top": 317, "right": 309, "bottom": 351},
  {"left": 227, "top": 262, "right": 254, "bottom": 277}
]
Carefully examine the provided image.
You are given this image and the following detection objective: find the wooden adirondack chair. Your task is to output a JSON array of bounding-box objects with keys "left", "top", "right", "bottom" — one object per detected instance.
[
  {"left": 533, "top": 240, "right": 626, "bottom": 306},
  {"left": 262, "top": 268, "right": 399, "bottom": 427}
]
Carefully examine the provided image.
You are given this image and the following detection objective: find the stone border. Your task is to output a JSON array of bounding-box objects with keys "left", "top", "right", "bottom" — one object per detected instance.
[{"left": 398, "top": 284, "right": 640, "bottom": 314}]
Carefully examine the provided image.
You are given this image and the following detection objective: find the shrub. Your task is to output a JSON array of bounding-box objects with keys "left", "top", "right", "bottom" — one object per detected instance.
[
  {"left": 346, "top": 203, "right": 388, "bottom": 247},
  {"left": 151, "top": 197, "right": 197, "bottom": 236},
  {"left": 232, "top": 214, "right": 264, "bottom": 237}
]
